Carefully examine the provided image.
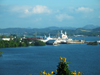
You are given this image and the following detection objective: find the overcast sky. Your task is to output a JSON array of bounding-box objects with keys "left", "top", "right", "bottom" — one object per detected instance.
[{"left": 0, "top": 0, "right": 100, "bottom": 28}]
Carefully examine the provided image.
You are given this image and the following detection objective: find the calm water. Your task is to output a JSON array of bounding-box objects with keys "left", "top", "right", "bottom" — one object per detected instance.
[{"left": 0, "top": 37, "right": 100, "bottom": 75}]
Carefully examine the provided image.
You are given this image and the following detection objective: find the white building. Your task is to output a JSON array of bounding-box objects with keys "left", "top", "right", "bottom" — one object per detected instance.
[{"left": 0, "top": 38, "right": 10, "bottom": 41}]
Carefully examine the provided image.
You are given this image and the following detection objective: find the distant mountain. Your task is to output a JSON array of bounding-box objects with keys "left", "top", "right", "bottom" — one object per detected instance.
[
  {"left": 45, "top": 26, "right": 59, "bottom": 30},
  {"left": 0, "top": 27, "right": 100, "bottom": 36},
  {"left": 27, "top": 27, "right": 32, "bottom": 29},
  {"left": 0, "top": 28, "right": 52, "bottom": 34},
  {"left": 45, "top": 26, "right": 76, "bottom": 30},
  {"left": 92, "top": 27, "right": 100, "bottom": 32},
  {"left": 75, "top": 28, "right": 91, "bottom": 32},
  {"left": 60, "top": 27, "right": 76, "bottom": 29},
  {"left": 83, "top": 24, "right": 99, "bottom": 29},
  {"left": 0, "top": 28, "right": 33, "bottom": 33}
]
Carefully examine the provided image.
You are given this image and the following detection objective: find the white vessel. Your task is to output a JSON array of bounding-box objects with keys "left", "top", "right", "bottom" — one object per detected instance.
[
  {"left": 40, "top": 30, "right": 73, "bottom": 44},
  {"left": 53, "top": 30, "right": 73, "bottom": 44},
  {"left": 40, "top": 34, "right": 54, "bottom": 42},
  {"left": 97, "top": 40, "right": 100, "bottom": 43}
]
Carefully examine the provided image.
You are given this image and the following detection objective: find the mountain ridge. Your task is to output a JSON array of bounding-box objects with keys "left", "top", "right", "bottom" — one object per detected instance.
[{"left": 82, "top": 24, "right": 99, "bottom": 29}]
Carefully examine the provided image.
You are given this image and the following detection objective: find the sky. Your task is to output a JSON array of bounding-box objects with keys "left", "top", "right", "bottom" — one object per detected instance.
[{"left": 0, "top": 0, "right": 100, "bottom": 28}]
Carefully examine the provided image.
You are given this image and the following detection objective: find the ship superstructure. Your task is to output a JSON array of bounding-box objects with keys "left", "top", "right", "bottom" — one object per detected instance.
[{"left": 40, "top": 30, "right": 73, "bottom": 45}]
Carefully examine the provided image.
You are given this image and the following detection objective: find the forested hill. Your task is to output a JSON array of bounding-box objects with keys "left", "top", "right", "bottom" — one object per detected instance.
[
  {"left": 0, "top": 28, "right": 52, "bottom": 34},
  {"left": 92, "top": 27, "right": 100, "bottom": 32},
  {"left": 0, "top": 27, "right": 100, "bottom": 36}
]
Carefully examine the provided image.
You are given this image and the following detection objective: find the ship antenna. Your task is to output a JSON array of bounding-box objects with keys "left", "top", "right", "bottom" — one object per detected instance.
[
  {"left": 65, "top": 32, "right": 67, "bottom": 35},
  {"left": 49, "top": 33, "right": 50, "bottom": 37},
  {"left": 44, "top": 35, "right": 46, "bottom": 38},
  {"left": 61, "top": 30, "right": 63, "bottom": 34}
]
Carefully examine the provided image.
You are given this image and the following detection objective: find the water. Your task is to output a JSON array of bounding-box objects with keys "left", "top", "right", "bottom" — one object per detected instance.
[{"left": 0, "top": 37, "right": 100, "bottom": 75}]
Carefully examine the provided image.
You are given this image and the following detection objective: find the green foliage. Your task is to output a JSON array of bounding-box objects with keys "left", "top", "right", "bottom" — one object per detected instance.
[
  {"left": 56, "top": 57, "right": 73, "bottom": 75},
  {"left": 56, "top": 62, "right": 72, "bottom": 75},
  {"left": 34, "top": 40, "right": 46, "bottom": 46},
  {"left": 13, "top": 37, "right": 21, "bottom": 42},
  {"left": 0, "top": 51, "right": 3, "bottom": 55},
  {"left": 40, "top": 57, "right": 83, "bottom": 75},
  {"left": 30, "top": 42, "right": 34, "bottom": 46},
  {"left": 0, "top": 39, "right": 46, "bottom": 48},
  {"left": 0, "top": 40, "right": 19, "bottom": 48},
  {"left": 1, "top": 35, "right": 7, "bottom": 38},
  {"left": 0, "top": 40, "right": 25, "bottom": 48},
  {"left": 21, "top": 39, "right": 30, "bottom": 46},
  {"left": 87, "top": 42, "right": 98, "bottom": 45}
]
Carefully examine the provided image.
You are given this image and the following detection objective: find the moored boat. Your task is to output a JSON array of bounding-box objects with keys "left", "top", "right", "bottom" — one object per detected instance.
[
  {"left": 46, "top": 39, "right": 56, "bottom": 45},
  {"left": 40, "top": 34, "right": 55, "bottom": 42},
  {"left": 40, "top": 30, "right": 73, "bottom": 45}
]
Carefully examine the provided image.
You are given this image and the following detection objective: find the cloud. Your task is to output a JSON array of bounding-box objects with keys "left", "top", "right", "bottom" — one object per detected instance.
[
  {"left": 56, "top": 14, "right": 74, "bottom": 21},
  {"left": 10, "top": 5, "right": 31, "bottom": 13},
  {"left": 6, "top": 5, "right": 51, "bottom": 18},
  {"left": 32, "top": 5, "right": 51, "bottom": 14},
  {"left": 98, "top": 16, "right": 100, "bottom": 18},
  {"left": 24, "top": 9, "right": 29, "bottom": 13},
  {"left": 10, "top": 5, "right": 51, "bottom": 14},
  {"left": 75, "top": 7, "right": 93, "bottom": 13}
]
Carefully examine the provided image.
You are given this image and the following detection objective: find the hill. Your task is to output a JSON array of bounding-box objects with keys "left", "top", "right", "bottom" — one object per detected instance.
[
  {"left": 83, "top": 24, "right": 99, "bottom": 29},
  {"left": 0, "top": 27, "right": 100, "bottom": 36},
  {"left": 92, "top": 27, "right": 100, "bottom": 32}
]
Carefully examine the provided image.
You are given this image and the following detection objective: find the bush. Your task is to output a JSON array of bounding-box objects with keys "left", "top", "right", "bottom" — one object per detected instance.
[
  {"left": 87, "top": 42, "right": 98, "bottom": 45},
  {"left": 56, "top": 57, "right": 72, "bottom": 75},
  {"left": 40, "top": 57, "right": 83, "bottom": 75},
  {"left": 0, "top": 51, "right": 3, "bottom": 55},
  {"left": 34, "top": 40, "right": 46, "bottom": 46}
]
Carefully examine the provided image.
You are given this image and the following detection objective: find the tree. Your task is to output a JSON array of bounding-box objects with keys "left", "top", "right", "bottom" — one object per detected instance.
[
  {"left": 56, "top": 57, "right": 73, "bottom": 75},
  {"left": 34, "top": 40, "right": 46, "bottom": 46},
  {"left": 2, "top": 35, "right": 6, "bottom": 38},
  {"left": 9, "top": 35, "right": 13, "bottom": 40},
  {"left": 0, "top": 51, "right": 3, "bottom": 55},
  {"left": 40, "top": 57, "right": 83, "bottom": 75}
]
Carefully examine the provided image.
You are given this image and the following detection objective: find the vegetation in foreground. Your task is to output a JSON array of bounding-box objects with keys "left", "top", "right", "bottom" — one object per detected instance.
[{"left": 40, "top": 57, "right": 83, "bottom": 75}]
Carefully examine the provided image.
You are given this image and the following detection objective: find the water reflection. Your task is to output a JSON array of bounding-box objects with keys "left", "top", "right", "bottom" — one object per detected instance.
[{"left": 0, "top": 55, "right": 3, "bottom": 57}]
